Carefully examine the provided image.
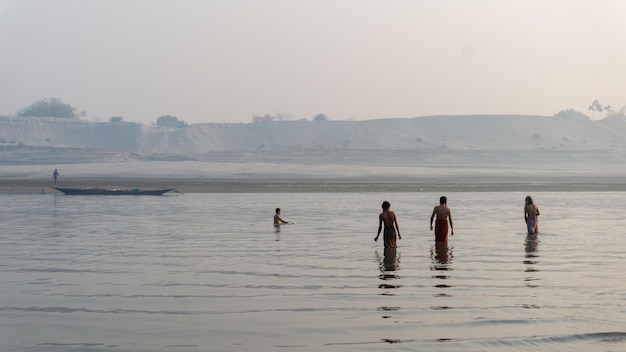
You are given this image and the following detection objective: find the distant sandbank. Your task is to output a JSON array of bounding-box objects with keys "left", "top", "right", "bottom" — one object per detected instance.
[
  {"left": 4, "top": 160, "right": 626, "bottom": 194},
  {"left": 4, "top": 178, "right": 626, "bottom": 194}
]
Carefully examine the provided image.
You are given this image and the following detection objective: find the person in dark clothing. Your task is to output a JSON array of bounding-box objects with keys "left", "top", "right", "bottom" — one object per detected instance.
[{"left": 375, "top": 201, "right": 401, "bottom": 248}]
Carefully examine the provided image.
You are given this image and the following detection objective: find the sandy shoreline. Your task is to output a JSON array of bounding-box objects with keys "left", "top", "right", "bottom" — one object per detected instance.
[
  {"left": 5, "top": 159, "right": 626, "bottom": 193},
  {"left": 4, "top": 178, "right": 626, "bottom": 194}
]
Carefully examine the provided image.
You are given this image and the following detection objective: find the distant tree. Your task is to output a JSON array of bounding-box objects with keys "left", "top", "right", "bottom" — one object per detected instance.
[
  {"left": 554, "top": 109, "right": 589, "bottom": 119},
  {"left": 605, "top": 106, "right": 626, "bottom": 118},
  {"left": 589, "top": 100, "right": 603, "bottom": 112},
  {"left": 275, "top": 112, "right": 292, "bottom": 121},
  {"left": 252, "top": 114, "right": 275, "bottom": 123},
  {"left": 588, "top": 100, "right": 611, "bottom": 119},
  {"left": 251, "top": 112, "right": 292, "bottom": 123},
  {"left": 312, "top": 113, "right": 329, "bottom": 122},
  {"left": 17, "top": 98, "right": 83, "bottom": 118},
  {"left": 156, "top": 114, "right": 187, "bottom": 128},
  {"left": 109, "top": 116, "right": 123, "bottom": 122}
]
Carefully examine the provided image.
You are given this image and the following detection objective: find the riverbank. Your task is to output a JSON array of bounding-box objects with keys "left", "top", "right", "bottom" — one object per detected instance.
[{"left": 4, "top": 160, "right": 626, "bottom": 193}]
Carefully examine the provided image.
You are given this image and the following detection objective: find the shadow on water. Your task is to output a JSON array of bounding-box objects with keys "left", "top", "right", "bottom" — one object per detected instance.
[{"left": 430, "top": 242, "right": 454, "bottom": 303}]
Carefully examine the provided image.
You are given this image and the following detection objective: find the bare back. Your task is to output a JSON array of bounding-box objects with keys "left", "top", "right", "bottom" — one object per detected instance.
[
  {"left": 432, "top": 205, "right": 451, "bottom": 221},
  {"left": 525, "top": 204, "right": 539, "bottom": 220},
  {"left": 379, "top": 210, "right": 396, "bottom": 228},
  {"left": 430, "top": 201, "right": 454, "bottom": 237}
]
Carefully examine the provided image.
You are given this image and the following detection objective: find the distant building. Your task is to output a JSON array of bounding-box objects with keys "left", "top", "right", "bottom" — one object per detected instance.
[{"left": 109, "top": 116, "right": 123, "bottom": 122}]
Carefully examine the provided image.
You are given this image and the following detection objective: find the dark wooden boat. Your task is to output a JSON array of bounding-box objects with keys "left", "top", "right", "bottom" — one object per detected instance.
[{"left": 53, "top": 187, "right": 173, "bottom": 195}]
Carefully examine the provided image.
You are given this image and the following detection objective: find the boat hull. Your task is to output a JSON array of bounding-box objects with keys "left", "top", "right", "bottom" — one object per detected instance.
[{"left": 53, "top": 187, "right": 173, "bottom": 195}]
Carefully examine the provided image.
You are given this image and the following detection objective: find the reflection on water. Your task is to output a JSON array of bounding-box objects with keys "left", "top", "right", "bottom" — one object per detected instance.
[
  {"left": 431, "top": 242, "right": 453, "bottom": 270},
  {"left": 376, "top": 247, "right": 401, "bottom": 325},
  {"left": 376, "top": 248, "right": 400, "bottom": 290},
  {"left": 5, "top": 192, "right": 626, "bottom": 352},
  {"left": 524, "top": 233, "right": 540, "bottom": 287},
  {"left": 274, "top": 224, "right": 281, "bottom": 240},
  {"left": 524, "top": 233, "right": 539, "bottom": 259},
  {"left": 430, "top": 242, "right": 453, "bottom": 303},
  {"left": 381, "top": 247, "right": 399, "bottom": 273}
]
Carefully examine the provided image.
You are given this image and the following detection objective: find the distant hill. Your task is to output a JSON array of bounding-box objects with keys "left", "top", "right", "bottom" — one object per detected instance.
[
  {"left": 2, "top": 113, "right": 626, "bottom": 166},
  {"left": 4, "top": 113, "right": 626, "bottom": 151}
]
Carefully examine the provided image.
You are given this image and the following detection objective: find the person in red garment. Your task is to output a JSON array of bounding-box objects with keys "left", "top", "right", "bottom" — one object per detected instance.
[
  {"left": 430, "top": 196, "right": 454, "bottom": 242},
  {"left": 375, "top": 201, "right": 401, "bottom": 248}
]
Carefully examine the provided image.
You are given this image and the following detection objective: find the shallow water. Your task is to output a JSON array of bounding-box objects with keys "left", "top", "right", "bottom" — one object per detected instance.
[{"left": 1, "top": 191, "right": 625, "bottom": 351}]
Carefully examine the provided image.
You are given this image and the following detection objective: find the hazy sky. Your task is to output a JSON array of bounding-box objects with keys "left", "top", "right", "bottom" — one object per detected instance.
[{"left": 1, "top": 0, "right": 625, "bottom": 124}]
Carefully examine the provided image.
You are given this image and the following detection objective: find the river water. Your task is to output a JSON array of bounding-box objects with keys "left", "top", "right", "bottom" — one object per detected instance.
[{"left": 1, "top": 191, "right": 625, "bottom": 351}]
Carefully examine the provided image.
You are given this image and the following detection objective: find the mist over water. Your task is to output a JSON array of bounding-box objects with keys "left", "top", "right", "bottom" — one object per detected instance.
[{"left": 1, "top": 191, "right": 625, "bottom": 351}]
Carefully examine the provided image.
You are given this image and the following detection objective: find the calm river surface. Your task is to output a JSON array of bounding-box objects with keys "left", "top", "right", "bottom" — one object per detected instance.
[{"left": 1, "top": 191, "right": 625, "bottom": 352}]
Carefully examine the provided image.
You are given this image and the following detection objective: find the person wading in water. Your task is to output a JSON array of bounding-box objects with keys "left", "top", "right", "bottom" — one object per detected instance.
[
  {"left": 375, "top": 201, "right": 401, "bottom": 248},
  {"left": 430, "top": 196, "right": 454, "bottom": 242}
]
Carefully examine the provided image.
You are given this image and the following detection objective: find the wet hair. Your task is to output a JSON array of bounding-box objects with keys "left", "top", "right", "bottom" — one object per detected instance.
[
  {"left": 440, "top": 196, "right": 447, "bottom": 205},
  {"left": 525, "top": 196, "right": 534, "bottom": 205},
  {"left": 382, "top": 201, "right": 390, "bottom": 210},
  {"left": 275, "top": 208, "right": 281, "bottom": 213}
]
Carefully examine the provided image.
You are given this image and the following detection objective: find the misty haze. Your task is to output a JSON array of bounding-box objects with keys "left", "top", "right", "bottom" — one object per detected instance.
[
  {"left": 2, "top": 109, "right": 626, "bottom": 189},
  {"left": 4, "top": 2, "right": 626, "bottom": 351}
]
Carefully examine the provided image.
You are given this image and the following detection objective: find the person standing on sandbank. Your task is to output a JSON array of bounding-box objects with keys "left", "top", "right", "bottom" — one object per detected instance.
[
  {"left": 430, "top": 196, "right": 454, "bottom": 242},
  {"left": 375, "top": 201, "right": 401, "bottom": 248},
  {"left": 524, "top": 196, "right": 540, "bottom": 234},
  {"left": 53, "top": 169, "right": 60, "bottom": 184}
]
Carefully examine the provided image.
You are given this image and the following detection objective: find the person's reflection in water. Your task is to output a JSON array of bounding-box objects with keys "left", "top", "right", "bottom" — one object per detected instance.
[
  {"left": 524, "top": 233, "right": 540, "bottom": 288},
  {"left": 525, "top": 233, "right": 539, "bottom": 257},
  {"left": 430, "top": 242, "right": 453, "bottom": 269},
  {"left": 376, "top": 248, "right": 400, "bottom": 291},
  {"left": 382, "top": 247, "right": 399, "bottom": 272},
  {"left": 430, "top": 242, "right": 453, "bottom": 303},
  {"left": 274, "top": 224, "right": 281, "bottom": 240},
  {"left": 375, "top": 247, "right": 401, "bottom": 327}
]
